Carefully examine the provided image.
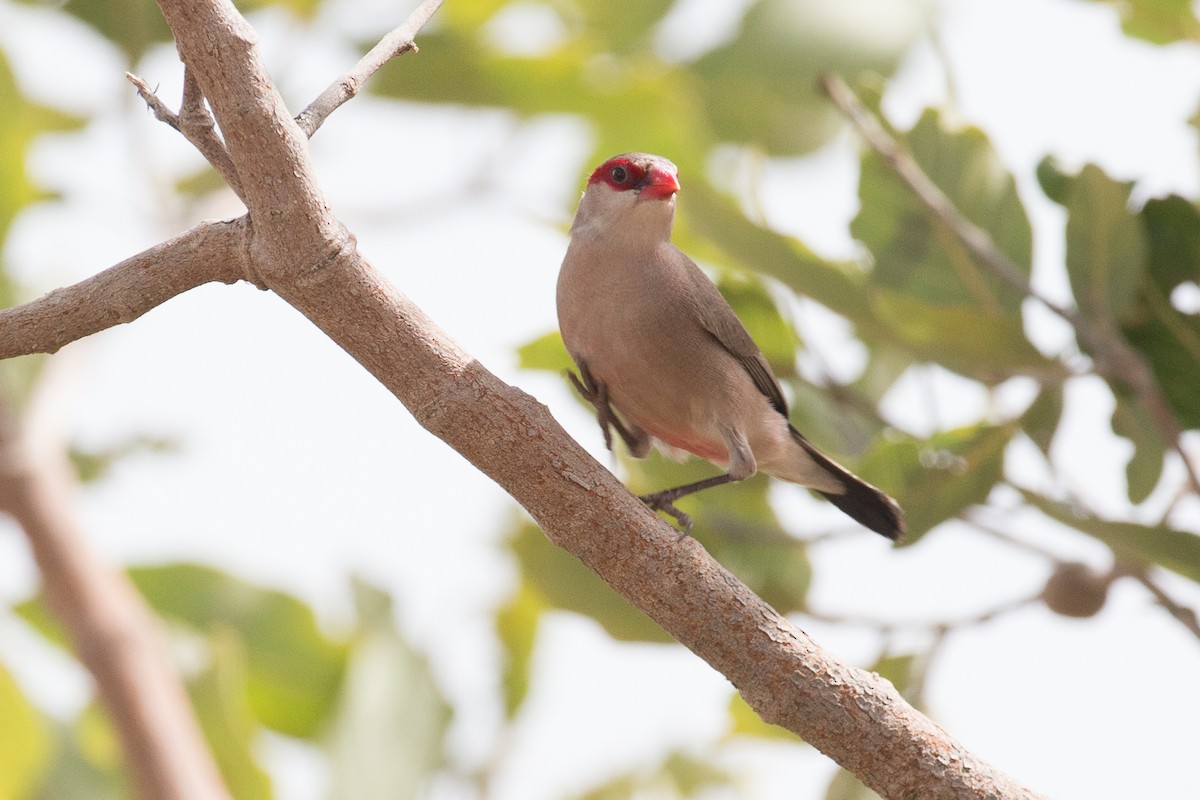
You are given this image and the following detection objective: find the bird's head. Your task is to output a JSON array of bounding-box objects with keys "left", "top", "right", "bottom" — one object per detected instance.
[{"left": 569, "top": 153, "right": 680, "bottom": 241}]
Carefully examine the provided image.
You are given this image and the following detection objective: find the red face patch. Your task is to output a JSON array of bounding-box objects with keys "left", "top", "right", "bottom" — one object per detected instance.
[{"left": 588, "top": 157, "right": 648, "bottom": 192}]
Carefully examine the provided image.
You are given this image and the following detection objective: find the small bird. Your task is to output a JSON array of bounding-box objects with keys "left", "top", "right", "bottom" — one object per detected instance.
[{"left": 556, "top": 152, "right": 903, "bottom": 540}]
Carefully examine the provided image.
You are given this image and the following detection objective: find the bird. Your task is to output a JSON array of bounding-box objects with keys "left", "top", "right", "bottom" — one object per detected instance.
[{"left": 556, "top": 152, "right": 903, "bottom": 540}]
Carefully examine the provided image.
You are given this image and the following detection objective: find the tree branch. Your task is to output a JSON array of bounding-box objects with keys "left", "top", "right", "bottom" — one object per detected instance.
[
  {"left": 0, "top": 218, "right": 248, "bottom": 359},
  {"left": 295, "top": 0, "right": 444, "bottom": 137},
  {"left": 0, "top": 376, "right": 229, "bottom": 800},
  {"left": 137, "top": 2, "right": 1044, "bottom": 796},
  {"left": 819, "top": 72, "right": 1200, "bottom": 495},
  {"left": 127, "top": 71, "right": 246, "bottom": 202}
]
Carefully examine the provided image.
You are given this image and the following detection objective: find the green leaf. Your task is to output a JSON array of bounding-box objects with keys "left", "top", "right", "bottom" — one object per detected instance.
[
  {"left": 68, "top": 434, "right": 179, "bottom": 484},
  {"left": 693, "top": 0, "right": 932, "bottom": 156},
  {"left": 495, "top": 582, "right": 543, "bottom": 718},
  {"left": 727, "top": 691, "right": 801, "bottom": 742},
  {"left": 1035, "top": 155, "right": 1073, "bottom": 205},
  {"left": 1111, "top": 392, "right": 1166, "bottom": 503},
  {"left": 325, "top": 580, "right": 451, "bottom": 800},
  {"left": 1121, "top": 195, "right": 1200, "bottom": 429},
  {"left": 869, "top": 291, "right": 1053, "bottom": 382},
  {"left": 0, "top": 51, "right": 81, "bottom": 243},
  {"left": 1065, "top": 163, "right": 1147, "bottom": 321},
  {"left": 572, "top": 749, "right": 734, "bottom": 800},
  {"left": 858, "top": 422, "right": 1016, "bottom": 544},
  {"left": 372, "top": 31, "right": 706, "bottom": 165},
  {"left": 868, "top": 652, "right": 916, "bottom": 695},
  {"left": 190, "top": 633, "right": 273, "bottom": 800},
  {"left": 516, "top": 330, "right": 574, "bottom": 374},
  {"left": 57, "top": 0, "right": 323, "bottom": 63},
  {"left": 1023, "top": 491, "right": 1200, "bottom": 583},
  {"left": 33, "top": 715, "right": 127, "bottom": 800},
  {"left": 1021, "top": 384, "right": 1064, "bottom": 456},
  {"left": 508, "top": 519, "right": 675, "bottom": 643},
  {"left": 0, "top": 661, "right": 52, "bottom": 800},
  {"left": 130, "top": 564, "right": 349, "bottom": 738},
  {"left": 679, "top": 182, "right": 877, "bottom": 332},
  {"left": 1082, "top": 0, "right": 1200, "bottom": 44},
  {"left": 853, "top": 109, "right": 1032, "bottom": 313},
  {"left": 825, "top": 768, "right": 883, "bottom": 800}
]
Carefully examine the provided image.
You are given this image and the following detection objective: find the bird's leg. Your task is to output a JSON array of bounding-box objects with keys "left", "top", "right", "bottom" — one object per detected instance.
[
  {"left": 641, "top": 429, "right": 752, "bottom": 534},
  {"left": 567, "top": 364, "right": 649, "bottom": 456},
  {"left": 640, "top": 473, "right": 737, "bottom": 535}
]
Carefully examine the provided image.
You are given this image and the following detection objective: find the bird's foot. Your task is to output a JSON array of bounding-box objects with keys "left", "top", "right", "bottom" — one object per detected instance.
[{"left": 639, "top": 490, "right": 693, "bottom": 538}]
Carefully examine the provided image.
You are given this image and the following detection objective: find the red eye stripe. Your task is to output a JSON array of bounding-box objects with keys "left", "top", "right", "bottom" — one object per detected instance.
[{"left": 588, "top": 158, "right": 647, "bottom": 191}]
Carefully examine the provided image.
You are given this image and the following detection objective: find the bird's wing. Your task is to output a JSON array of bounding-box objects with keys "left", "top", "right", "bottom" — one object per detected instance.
[{"left": 681, "top": 255, "right": 789, "bottom": 417}]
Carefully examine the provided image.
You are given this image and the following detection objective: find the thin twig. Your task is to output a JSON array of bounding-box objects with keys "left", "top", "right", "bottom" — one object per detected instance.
[
  {"left": 1126, "top": 567, "right": 1200, "bottom": 641},
  {"left": 804, "top": 591, "right": 1042, "bottom": 636},
  {"left": 295, "top": 0, "right": 445, "bottom": 137},
  {"left": 126, "top": 71, "right": 246, "bottom": 202},
  {"left": 818, "top": 72, "right": 1200, "bottom": 495}
]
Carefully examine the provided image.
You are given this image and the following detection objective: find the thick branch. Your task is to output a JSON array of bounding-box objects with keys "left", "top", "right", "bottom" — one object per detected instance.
[
  {"left": 0, "top": 383, "right": 229, "bottom": 800},
  {"left": 0, "top": 218, "right": 247, "bottom": 359},
  {"left": 295, "top": 0, "right": 444, "bottom": 137},
  {"left": 142, "top": 3, "right": 1045, "bottom": 796},
  {"left": 819, "top": 72, "right": 1200, "bottom": 494}
]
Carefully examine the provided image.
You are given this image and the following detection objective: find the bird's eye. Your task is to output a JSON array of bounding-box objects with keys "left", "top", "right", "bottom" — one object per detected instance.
[{"left": 610, "top": 166, "right": 628, "bottom": 183}]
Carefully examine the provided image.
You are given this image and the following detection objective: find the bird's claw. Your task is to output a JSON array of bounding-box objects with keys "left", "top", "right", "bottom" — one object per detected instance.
[{"left": 640, "top": 490, "right": 693, "bottom": 538}]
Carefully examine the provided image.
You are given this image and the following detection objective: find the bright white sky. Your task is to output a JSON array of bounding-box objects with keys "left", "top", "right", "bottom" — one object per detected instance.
[{"left": 1, "top": 0, "right": 1199, "bottom": 798}]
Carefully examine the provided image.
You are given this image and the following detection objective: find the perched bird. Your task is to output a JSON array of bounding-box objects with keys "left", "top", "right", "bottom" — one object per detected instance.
[{"left": 556, "top": 152, "right": 903, "bottom": 540}]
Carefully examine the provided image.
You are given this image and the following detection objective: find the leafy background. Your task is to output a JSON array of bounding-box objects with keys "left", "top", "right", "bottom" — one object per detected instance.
[{"left": 1, "top": 0, "right": 1199, "bottom": 798}]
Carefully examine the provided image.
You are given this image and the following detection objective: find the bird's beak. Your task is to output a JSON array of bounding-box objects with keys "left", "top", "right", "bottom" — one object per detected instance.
[{"left": 640, "top": 166, "right": 680, "bottom": 199}]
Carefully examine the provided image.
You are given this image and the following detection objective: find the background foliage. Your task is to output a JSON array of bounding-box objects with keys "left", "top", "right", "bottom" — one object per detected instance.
[{"left": 1, "top": 0, "right": 1199, "bottom": 798}]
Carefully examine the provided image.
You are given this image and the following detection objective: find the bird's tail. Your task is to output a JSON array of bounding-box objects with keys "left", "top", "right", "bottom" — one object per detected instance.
[{"left": 789, "top": 426, "right": 904, "bottom": 541}]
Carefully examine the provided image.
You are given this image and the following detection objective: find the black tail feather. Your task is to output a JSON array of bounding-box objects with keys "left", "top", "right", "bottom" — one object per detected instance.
[{"left": 789, "top": 426, "right": 904, "bottom": 541}]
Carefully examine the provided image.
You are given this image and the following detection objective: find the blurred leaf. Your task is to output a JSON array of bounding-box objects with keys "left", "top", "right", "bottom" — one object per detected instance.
[
  {"left": 1082, "top": 0, "right": 1200, "bottom": 43},
  {"left": 870, "top": 291, "right": 1053, "bottom": 382},
  {"left": 1024, "top": 491, "right": 1200, "bottom": 583},
  {"left": 574, "top": 0, "right": 676, "bottom": 54},
  {"left": 727, "top": 691, "right": 800, "bottom": 742},
  {"left": 68, "top": 434, "right": 179, "bottom": 484},
  {"left": 33, "top": 717, "right": 127, "bottom": 800},
  {"left": 680, "top": 181, "right": 877, "bottom": 333},
  {"left": 825, "top": 768, "right": 883, "bottom": 800},
  {"left": 1035, "top": 155, "right": 1073, "bottom": 205},
  {"left": 59, "top": 0, "right": 171, "bottom": 63},
  {"left": 868, "top": 652, "right": 916, "bottom": 695},
  {"left": 56, "top": 0, "right": 323, "bottom": 63},
  {"left": 0, "top": 51, "right": 81, "bottom": 244},
  {"left": 1065, "top": 163, "right": 1147, "bottom": 321},
  {"left": 573, "top": 749, "right": 734, "bottom": 800},
  {"left": 1122, "top": 195, "right": 1200, "bottom": 429},
  {"left": 694, "top": 0, "right": 932, "bottom": 155},
  {"left": 0, "top": 661, "right": 52, "bottom": 800},
  {"left": 717, "top": 273, "right": 799, "bottom": 376},
  {"left": 325, "top": 580, "right": 451, "bottom": 800},
  {"left": 12, "top": 594, "right": 68, "bottom": 651},
  {"left": 190, "top": 632, "right": 273, "bottom": 800},
  {"left": 854, "top": 109, "right": 1031, "bottom": 313},
  {"left": 516, "top": 329, "right": 574, "bottom": 374},
  {"left": 1021, "top": 384, "right": 1064, "bottom": 456},
  {"left": 495, "top": 582, "right": 543, "bottom": 718},
  {"left": 859, "top": 422, "right": 1016, "bottom": 544},
  {"left": 372, "top": 31, "right": 705, "bottom": 166},
  {"left": 785, "top": 379, "right": 887, "bottom": 464},
  {"left": 509, "top": 519, "right": 674, "bottom": 643},
  {"left": 130, "top": 564, "right": 349, "bottom": 738},
  {"left": 1111, "top": 392, "right": 1166, "bottom": 503}
]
